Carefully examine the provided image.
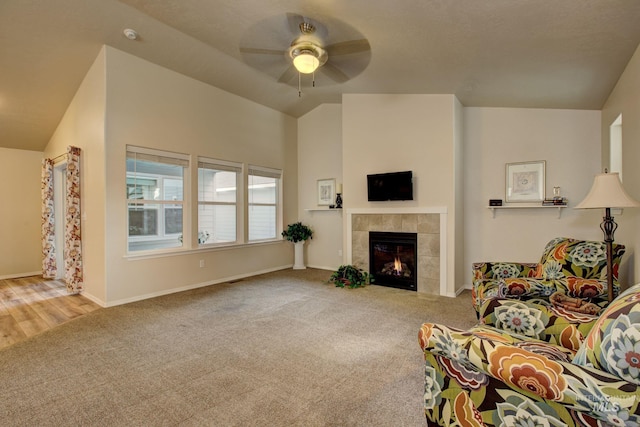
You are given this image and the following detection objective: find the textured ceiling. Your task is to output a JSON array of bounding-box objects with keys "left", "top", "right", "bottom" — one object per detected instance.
[{"left": 2, "top": 0, "right": 640, "bottom": 151}]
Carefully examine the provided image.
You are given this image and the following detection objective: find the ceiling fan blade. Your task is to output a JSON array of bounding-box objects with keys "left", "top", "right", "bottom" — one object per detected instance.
[
  {"left": 277, "top": 66, "right": 298, "bottom": 83},
  {"left": 325, "top": 39, "right": 371, "bottom": 56},
  {"left": 240, "top": 47, "right": 285, "bottom": 55},
  {"left": 320, "top": 63, "right": 349, "bottom": 83},
  {"left": 286, "top": 13, "right": 306, "bottom": 34}
]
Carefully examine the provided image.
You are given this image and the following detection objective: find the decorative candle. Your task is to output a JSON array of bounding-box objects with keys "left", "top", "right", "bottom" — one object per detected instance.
[{"left": 336, "top": 183, "right": 343, "bottom": 194}]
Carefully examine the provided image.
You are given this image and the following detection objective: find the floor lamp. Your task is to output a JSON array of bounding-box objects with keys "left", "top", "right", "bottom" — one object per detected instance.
[{"left": 575, "top": 172, "right": 640, "bottom": 302}]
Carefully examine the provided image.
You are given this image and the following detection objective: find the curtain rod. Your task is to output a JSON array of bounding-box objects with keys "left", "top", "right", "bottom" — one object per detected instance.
[{"left": 50, "top": 152, "right": 67, "bottom": 163}]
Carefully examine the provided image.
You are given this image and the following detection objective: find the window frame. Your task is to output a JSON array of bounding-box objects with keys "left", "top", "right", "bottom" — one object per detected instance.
[
  {"left": 126, "top": 146, "right": 190, "bottom": 254},
  {"left": 197, "top": 157, "right": 243, "bottom": 247},
  {"left": 247, "top": 165, "right": 283, "bottom": 243}
]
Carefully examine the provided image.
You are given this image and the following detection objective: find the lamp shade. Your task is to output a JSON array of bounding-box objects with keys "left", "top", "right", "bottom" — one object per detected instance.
[
  {"left": 293, "top": 52, "right": 319, "bottom": 74},
  {"left": 575, "top": 172, "right": 640, "bottom": 209}
]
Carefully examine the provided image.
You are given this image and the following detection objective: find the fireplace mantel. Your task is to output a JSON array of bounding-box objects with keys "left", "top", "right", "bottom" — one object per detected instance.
[{"left": 346, "top": 207, "right": 447, "bottom": 296}]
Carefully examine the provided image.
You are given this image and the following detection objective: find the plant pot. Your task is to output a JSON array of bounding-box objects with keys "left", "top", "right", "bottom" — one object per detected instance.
[{"left": 293, "top": 241, "right": 306, "bottom": 270}]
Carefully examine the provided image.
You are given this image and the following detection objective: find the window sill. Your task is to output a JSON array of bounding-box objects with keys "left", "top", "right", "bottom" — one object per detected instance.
[{"left": 124, "top": 239, "right": 285, "bottom": 261}]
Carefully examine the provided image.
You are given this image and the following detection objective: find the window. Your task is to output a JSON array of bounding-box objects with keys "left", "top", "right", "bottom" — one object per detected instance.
[
  {"left": 126, "top": 147, "right": 189, "bottom": 252},
  {"left": 610, "top": 114, "right": 622, "bottom": 180},
  {"left": 248, "top": 165, "right": 282, "bottom": 241},
  {"left": 198, "top": 158, "right": 242, "bottom": 245}
]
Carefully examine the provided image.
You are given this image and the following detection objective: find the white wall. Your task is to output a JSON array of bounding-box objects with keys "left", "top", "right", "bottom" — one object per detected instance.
[
  {"left": 298, "top": 104, "right": 344, "bottom": 270},
  {"left": 44, "top": 48, "right": 107, "bottom": 302},
  {"left": 0, "top": 148, "right": 43, "bottom": 278},
  {"left": 101, "top": 47, "right": 297, "bottom": 305},
  {"left": 601, "top": 43, "right": 640, "bottom": 285},
  {"left": 342, "top": 94, "right": 460, "bottom": 294},
  {"left": 463, "top": 107, "right": 604, "bottom": 285}
]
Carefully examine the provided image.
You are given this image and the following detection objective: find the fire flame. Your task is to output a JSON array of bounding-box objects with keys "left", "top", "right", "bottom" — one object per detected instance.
[{"left": 393, "top": 256, "right": 402, "bottom": 274}]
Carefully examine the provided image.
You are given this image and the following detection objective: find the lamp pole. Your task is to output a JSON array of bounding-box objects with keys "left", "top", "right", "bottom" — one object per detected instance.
[{"left": 601, "top": 207, "right": 617, "bottom": 302}]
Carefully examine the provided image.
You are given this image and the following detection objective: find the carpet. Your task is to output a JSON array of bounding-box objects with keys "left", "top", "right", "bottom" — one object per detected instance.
[{"left": 0, "top": 268, "right": 477, "bottom": 426}]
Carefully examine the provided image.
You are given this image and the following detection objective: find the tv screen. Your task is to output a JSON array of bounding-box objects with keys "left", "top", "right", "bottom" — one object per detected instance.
[{"left": 367, "top": 171, "right": 413, "bottom": 201}]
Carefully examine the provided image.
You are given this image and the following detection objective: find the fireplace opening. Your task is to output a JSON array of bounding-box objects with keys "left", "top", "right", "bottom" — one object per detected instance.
[{"left": 369, "top": 231, "right": 417, "bottom": 291}]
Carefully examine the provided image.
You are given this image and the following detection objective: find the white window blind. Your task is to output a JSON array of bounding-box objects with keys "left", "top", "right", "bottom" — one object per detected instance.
[{"left": 248, "top": 165, "right": 281, "bottom": 241}]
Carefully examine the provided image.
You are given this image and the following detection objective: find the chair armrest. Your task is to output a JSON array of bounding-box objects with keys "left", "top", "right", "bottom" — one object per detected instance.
[
  {"left": 463, "top": 334, "right": 640, "bottom": 423},
  {"left": 479, "top": 298, "right": 598, "bottom": 351},
  {"left": 472, "top": 262, "right": 540, "bottom": 280},
  {"left": 419, "top": 322, "right": 640, "bottom": 424},
  {"left": 472, "top": 263, "right": 540, "bottom": 313}
]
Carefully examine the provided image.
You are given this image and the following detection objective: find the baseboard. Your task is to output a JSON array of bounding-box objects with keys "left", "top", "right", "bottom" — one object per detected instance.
[
  {"left": 456, "top": 285, "right": 472, "bottom": 296},
  {"left": 0, "top": 271, "right": 42, "bottom": 280},
  {"left": 305, "top": 264, "right": 336, "bottom": 271},
  {"left": 103, "top": 265, "right": 292, "bottom": 307},
  {"left": 80, "top": 292, "right": 107, "bottom": 308}
]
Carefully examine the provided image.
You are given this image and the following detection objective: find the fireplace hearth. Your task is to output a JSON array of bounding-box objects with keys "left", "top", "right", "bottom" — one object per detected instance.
[{"left": 369, "top": 231, "right": 417, "bottom": 291}]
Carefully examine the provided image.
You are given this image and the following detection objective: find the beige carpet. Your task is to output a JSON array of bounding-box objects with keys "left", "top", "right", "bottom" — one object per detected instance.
[{"left": 0, "top": 268, "right": 477, "bottom": 426}]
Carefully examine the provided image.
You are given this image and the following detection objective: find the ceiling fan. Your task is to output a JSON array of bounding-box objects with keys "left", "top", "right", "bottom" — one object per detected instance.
[{"left": 240, "top": 13, "right": 371, "bottom": 95}]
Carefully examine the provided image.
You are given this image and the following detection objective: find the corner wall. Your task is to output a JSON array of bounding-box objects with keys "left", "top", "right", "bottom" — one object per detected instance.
[
  {"left": 0, "top": 148, "right": 43, "bottom": 278},
  {"left": 44, "top": 47, "right": 107, "bottom": 302},
  {"left": 102, "top": 47, "right": 298, "bottom": 305},
  {"left": 463, "top": 107, "right": 604, "bottom": 285},
  {"left": 297, "top": 104, "right": 344, "bottom": 270},
  {"left": 601, "top": 43, "right": 640, "bottom": 285},
  {"left": 342, "top": 94, "right": 460, "bottom": 295}
]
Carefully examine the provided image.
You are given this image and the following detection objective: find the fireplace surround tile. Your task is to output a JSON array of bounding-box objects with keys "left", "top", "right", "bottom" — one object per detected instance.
[{"left": 351, "top": 213, "right": 440, "bottom": 294}]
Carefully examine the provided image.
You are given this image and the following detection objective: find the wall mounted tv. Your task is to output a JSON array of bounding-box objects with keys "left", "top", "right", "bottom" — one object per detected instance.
[{"left": 367, "top": 171, "right": 413, "bottom": 201}]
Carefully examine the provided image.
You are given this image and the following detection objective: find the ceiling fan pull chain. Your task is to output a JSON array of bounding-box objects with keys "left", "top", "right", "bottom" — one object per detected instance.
[{"left": 298, "top": 72, "right": 302, "bottom": 97}]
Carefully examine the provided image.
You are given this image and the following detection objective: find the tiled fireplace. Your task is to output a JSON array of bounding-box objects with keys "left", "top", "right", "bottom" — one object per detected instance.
[
  {"left": 348, "top": 209, "right": 443, "bottom": 295},
  {"left": 369, "top": 231, "right": 418, "bottom": 291}
]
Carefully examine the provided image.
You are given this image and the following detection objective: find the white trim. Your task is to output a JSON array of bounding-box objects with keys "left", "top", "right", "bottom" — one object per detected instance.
[
  {"left": 123, "top": 238, "right": 286, "bottom": 260},
  {"left": 345, "top": 207, "right": 448, "bottom": 296},
  {"left": 440, "top": 212, "right": 449, "bottom": 297},
  {"left": 103, "top": 265, "right": 291, "bottom": 307},
  {"left": 0, "top": 271, "right": 42, "bottom": 280},
  {"left": 306, "top": 264, "right": 340, "bottom": 271},
  {"left": 79, "top": 291, "right": 106, "bottom": 307},
  {"left": 126, "top": 145, "right": 190, "bottom": 161}
]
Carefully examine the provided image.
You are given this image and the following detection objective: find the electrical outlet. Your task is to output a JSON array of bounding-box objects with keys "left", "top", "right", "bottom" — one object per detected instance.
[{"left": 199, "top": 259, "right": 205, "bottom": 268}]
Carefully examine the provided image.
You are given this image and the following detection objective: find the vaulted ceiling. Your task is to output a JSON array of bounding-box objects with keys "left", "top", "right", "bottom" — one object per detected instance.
[{"left": 2, "top": 0, "right": 640, "bottom": 151}]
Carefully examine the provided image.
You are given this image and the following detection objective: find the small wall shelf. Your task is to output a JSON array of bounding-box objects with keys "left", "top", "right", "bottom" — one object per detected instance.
[{"left": 487, "top": 205, "right": 567, "bottom": 219}]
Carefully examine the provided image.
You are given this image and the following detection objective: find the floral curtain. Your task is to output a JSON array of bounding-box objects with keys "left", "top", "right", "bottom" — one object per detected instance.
[
  {"left": 64, "top": 146, "right": 83, "bottom": 293},
  {"left": 41, "top": 159, "right": 57, "bottom": 279}
]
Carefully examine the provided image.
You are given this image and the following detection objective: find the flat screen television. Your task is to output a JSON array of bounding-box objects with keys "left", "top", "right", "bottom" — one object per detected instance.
[{"left": 367, "top": 171, "right": 413, "bottom": 201}]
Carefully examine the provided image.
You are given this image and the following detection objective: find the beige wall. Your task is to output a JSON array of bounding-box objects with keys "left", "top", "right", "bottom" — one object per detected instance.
[
  {"left": 342, "top": 94, "right": 460, "bottom": 295},
  {"left": 453, "top": 98, "right": 465, "bottom": 293},
  {"left": 298, "top": 104, "right": 344, "bottom": 270},
  {"left": 601, "top": 43, "right": 640, "bottom": 285},
  {"left": 463, "top": 107, "right": 604, "bottom": 285},
  {"left": 101, "top": 47, "right": 297, "bottom": 305},
  {"left": 0, "top": 148, "right": 42, "bottom": 277},
  {"left": 44, "top": 48, "right": 107, "bottom": 302}
]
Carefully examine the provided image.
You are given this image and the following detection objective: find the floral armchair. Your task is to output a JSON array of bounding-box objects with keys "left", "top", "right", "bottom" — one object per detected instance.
[
  {"left": 472, "top": 237, "right": 626, "bottom": 315},
  {"left": 419, "top": 283, "right": 640, "bottom": 426}
]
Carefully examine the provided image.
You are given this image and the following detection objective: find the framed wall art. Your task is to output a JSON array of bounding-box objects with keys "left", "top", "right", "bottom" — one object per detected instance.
[
  {"left": 317, "top": 178, "right": 336, "bottom": 206},
  {"left": 506, "top": 160, "right": 546, "bottom": 202}
]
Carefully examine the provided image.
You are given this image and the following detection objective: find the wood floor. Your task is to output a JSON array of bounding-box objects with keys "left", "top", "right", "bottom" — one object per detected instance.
[{"left": 0, "top": 276, "right": 101, "bottom": 350}]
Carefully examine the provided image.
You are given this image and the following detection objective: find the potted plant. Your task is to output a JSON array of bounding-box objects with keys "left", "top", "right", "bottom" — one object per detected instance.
[
  {"left": 328, "top": 265, "right": 373, "bottom": 288},
  {"left": 282, "top": 222, "right": 313, "bottom": 269}
]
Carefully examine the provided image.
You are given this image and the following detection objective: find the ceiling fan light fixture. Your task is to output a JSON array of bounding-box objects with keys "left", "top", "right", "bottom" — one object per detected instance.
[{"left": 293, "top": 52, "right": 320, "bottom": 74}]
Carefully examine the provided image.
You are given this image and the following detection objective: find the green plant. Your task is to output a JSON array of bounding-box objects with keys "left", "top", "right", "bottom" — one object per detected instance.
[
  {"left": 281, "top": 222, "right": 313, "bottom": 243},
  {"left": 328, "top": 265, "right": 373, "bottom": 288}
]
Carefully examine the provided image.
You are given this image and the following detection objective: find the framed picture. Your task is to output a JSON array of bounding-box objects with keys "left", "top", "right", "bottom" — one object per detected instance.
[
  {"left": 506, "top": 161, "right": 546, "bottom": 202},
  {"left": 317, "top": 178, "right": 336, "bottom": 206}
]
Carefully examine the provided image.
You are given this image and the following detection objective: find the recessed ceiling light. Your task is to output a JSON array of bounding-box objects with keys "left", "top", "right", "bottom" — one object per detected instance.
[{"left": 123, "top": 29, "right": 138, "bottom": 40}]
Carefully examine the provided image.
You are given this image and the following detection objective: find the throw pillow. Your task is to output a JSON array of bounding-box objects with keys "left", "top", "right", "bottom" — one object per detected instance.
[{"left": 572, "top": 282, "right": 640, "bottom": 385}]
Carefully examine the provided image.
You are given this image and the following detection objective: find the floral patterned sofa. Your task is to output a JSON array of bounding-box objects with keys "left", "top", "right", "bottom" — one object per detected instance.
[
  {"left": 419, "top": 282, "right": 640, "bottom": 426},
  {"left": 472, "top": 237, "right": 626, "bottom": 315}
]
